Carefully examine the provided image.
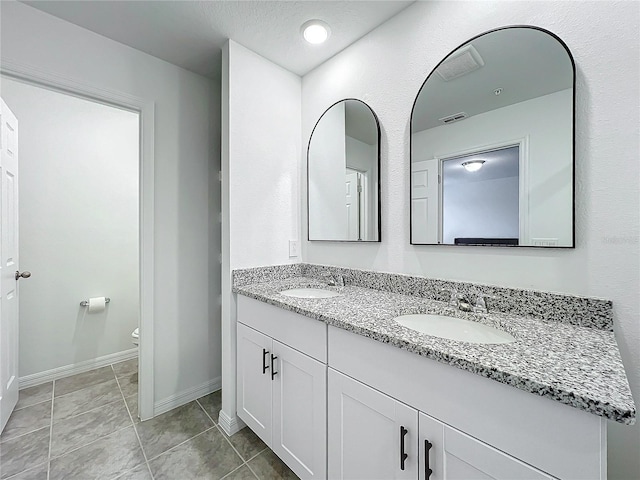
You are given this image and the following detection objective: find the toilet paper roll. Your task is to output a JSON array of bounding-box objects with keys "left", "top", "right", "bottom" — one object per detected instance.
[{"left": 88, "top": 296, "right": 106, "bottom": 313}]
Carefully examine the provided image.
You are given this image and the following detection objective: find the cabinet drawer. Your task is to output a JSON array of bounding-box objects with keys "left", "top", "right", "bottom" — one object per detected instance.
[{"left": 237, "top": 295, "right": 327, "bottom": 362}]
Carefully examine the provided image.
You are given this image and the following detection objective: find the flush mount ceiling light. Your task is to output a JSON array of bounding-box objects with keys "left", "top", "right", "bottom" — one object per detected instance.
[
  {"left": 462, "top": 160, "right": 485, "bottom": 172},
  {"left": 302, "top": 20, "right": 330, "bottom": 44}
]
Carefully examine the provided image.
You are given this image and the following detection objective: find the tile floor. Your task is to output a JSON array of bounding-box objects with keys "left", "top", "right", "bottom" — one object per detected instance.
[{"left": 0, "top": 359, "right": 298, "bottom": 480}]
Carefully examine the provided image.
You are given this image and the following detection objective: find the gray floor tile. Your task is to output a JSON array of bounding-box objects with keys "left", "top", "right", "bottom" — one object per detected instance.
[
  {"left": 124, "top": 395, "right": 139, "bottom": 423},
  {"left": 148, "top": 428, "right": 243, "bottom": 480},
  {"left": 49, "top": 426, "right": 144, "bottom": 480},
  {"left": 53, "top": 379, "right": 122, "bottom": 421},
  {"left": 50, "top": 398, "right": 131, "bottom": 458},
  {"left": 54, "top": 366, "right": 115, "bottom": 397},
  {"left": 15, "top": 383, "right": 53, "bottom": 411},
  {"left": 0, "top": 401, "right": 51, "bottom": 442},
  {"left": 224, "top": 427, "right": 266, "bottom": 462},
  {"left": 117, "top": 372, "right": 138, "bottom": 398},
  {"left": 222, "top": 465, "right": 258, "bottom": 480},
  {"left": 113, "top": 463, "right": 152, "bottom": 480},
  {"left": 197, "top": 390, "right": 221, "bottom": 423},
  {"left": 3, "top": 462, "right": 48, "bottom": 480},
  {"left": 0, "top": 427, "right": 50, "bottom": 479},
  {"left": 112, "top": 358, "right": 138, "bottom": 379},
  {"left": 135, "top": 401, "right": 214, "bottom": 460},
  {"left": 247, "top": 449, "right": 299, "bottom": 480}
]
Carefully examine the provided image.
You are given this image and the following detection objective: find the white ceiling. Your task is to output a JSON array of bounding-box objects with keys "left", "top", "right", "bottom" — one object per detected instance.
[
  {"left": 22, "top": 0, "right": 414, "bottom": 79},
  {"left": 412, "top": 27, "right": 573, "bottom": 132}
]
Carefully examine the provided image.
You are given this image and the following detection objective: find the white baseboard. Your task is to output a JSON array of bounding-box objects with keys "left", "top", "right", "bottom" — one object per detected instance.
[
  {"left": 218, "top": 410, "right": 246, "bottom": 436},
  {"left": 19, "top": 349, "right": 139, "bottom": 389},
  {"left": 153, "top": 377, "right": 222, "bottom": 417}
]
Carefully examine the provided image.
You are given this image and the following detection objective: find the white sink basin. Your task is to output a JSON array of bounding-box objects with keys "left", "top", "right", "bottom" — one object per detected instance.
[
  {"left": 394, "top": 314, "right": 515, "bottom": 344},
  {"left": 280, "top": 288, "right": 341, "bottom": 299}
]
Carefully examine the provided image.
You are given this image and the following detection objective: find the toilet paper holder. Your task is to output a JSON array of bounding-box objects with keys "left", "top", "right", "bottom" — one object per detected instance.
[{"left": 80, "top": 298, "right": 111, "bottom": 307}]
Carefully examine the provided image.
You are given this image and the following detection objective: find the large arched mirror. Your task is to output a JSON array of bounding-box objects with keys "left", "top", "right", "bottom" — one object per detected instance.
[
  {"left": 410, "top": 26, "right": 575, "bottom": 247},
  {"left": 308, "top": 99, "right": 380, "bottom": 241}
]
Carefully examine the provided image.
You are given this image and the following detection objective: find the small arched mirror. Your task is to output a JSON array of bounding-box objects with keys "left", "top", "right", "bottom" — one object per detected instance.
[
  {"left": 410, "top": 26, "right": 575, "bottom": 247},
  {"left": 308, "top": 99, "right": 380, "bottom": 242}
]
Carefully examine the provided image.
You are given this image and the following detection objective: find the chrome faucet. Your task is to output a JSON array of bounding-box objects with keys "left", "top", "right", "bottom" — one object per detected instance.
[
  {"left": 322, "top": 272, "right": 345, "bottom": 287},
  {"left": 443, "top": 288, "right": 489, "bottom": 313}
]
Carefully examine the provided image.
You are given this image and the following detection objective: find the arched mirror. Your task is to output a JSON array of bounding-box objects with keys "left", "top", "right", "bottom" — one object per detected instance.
[
  {"left": 308, "top": 99, "right": 380, "bottom": 241},
  {"left": 410, "top": 26, "right": 575, "bottom": 247}
]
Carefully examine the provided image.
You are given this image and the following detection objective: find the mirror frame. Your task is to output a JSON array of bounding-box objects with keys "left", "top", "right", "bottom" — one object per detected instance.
[
  {"left": 307, "top": 98, "right": 382, "bottom": 242},
  {"left": 409, "top": 25, "right": 576, "bottom": 248}
]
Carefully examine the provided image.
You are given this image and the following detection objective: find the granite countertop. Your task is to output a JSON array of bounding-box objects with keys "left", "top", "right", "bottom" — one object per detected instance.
[{"left": 233, "top": 276, "right": 636, "bottom": 425}]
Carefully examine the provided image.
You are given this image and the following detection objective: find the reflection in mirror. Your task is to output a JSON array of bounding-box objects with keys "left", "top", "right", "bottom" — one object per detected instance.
[
  {"left": 308, "top": 99, "right": 380, "bottom": 241},
  {"left": 410, "top": 26, "right": 575, "bottom": 247}
]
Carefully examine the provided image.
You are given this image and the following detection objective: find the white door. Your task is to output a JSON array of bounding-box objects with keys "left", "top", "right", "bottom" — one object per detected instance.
[
  {"left": 419, "top": 412, "right": 552, "bottom": 480},
  {"left": 328, "top": 369, "right": 418, "bottom": 480},
  {"left": 345, "top": 170, "right": 359, "bottom": 240},
  {"left": 0, "top": 99, "right": 20, "bottom": 433},
  {"left": 236, "top": 323, "right": 272, "bottom": 445},
  {"left": 411, "top": 159, "right": 440, "bottom": 244},
  {"left": 272, "top": 340, "right": 326, "bottom": 480}
]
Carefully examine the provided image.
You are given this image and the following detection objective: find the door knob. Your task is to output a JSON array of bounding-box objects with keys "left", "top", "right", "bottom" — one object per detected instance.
[{"left": 15, "top": 271, "right": 31, "bottom": 280}]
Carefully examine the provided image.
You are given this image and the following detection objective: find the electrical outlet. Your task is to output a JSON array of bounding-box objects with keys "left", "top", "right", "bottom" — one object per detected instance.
[{"left": 289, "top": 240, "right": 299, "bottom": 258}]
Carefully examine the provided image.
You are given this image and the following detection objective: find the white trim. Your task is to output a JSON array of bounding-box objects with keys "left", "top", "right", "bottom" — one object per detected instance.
[
  {"left": 435, "top": 137, "right": 529, "bottom": 244},
  {"left": 153, "top": 377, "right": 222, "bottom": 417},
  {"left": 0, "top": 60, "right": 155, "bottom": 421},
  {"left": 19, "top": 349, "right": 138, "bottom": 389},
  {"left": 218, "top": 410, "right": 246, "bottom": 436}
]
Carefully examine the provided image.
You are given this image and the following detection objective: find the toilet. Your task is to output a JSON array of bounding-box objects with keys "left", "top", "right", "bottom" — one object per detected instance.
[{"left": 132, "top": 327, "right": 139, "bottom": 346}]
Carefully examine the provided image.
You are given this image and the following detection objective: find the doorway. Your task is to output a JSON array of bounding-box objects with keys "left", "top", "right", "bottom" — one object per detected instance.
[{"left": 0, "top": 74, "right": 151, "bottom": 424}]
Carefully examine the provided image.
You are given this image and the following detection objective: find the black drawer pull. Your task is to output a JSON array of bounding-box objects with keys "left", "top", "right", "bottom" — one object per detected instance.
[
  {"left": 425, "top": 439, "right": 433, "bottom": 479},
  {"left": 270, "top": 354, "right": 278, "bottom": 380},
  {"left": 262, "top": 349, "right": 269, "bottom": 374},
  {"left": 400, "top": 426, "right": 408, "bottom": 470}
]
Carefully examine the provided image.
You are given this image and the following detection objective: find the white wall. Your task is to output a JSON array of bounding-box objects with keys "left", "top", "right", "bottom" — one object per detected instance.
[
  {"left": 414, "top": 89, "right": 573, "bottom": 245},
  {"left": 443, "top": 176, "right": 519, "bottom": 244},
  {"left": 1, "top": 78, "right": 139, "bottom": 377},
  {"left": 309, "top": 102, "right": 346, "bottom": 240},
  {"left": 301, "top": 1, "right": 639, "bottom": 477},
  {"left": 221, "top": 40, "right": 301, "bottom": 431},
  {"left": 1, "top": 2, "right": 221, "bottom": 407}
]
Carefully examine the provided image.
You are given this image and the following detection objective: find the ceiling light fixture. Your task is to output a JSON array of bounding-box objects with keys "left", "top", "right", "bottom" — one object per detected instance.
[
  {"left": 462, "top": 160, "right": 485, "bottom": 172},
  {"left": 302, "top": 20, "right": 330, "bottom": 44}
]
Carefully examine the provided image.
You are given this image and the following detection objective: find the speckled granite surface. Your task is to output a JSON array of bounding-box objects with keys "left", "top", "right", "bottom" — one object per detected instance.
[
  {"left": 232, "top": 265, "right": 635, "bottom": 425},
  {"left": 234, "top": 263, "right": 613, "bottom": 331}
]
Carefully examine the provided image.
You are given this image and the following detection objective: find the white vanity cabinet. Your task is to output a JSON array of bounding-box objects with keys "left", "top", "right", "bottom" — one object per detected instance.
[
  {"left": 328, "top": 368, "right": 551, "bottom": 480},
  {"left": 419, "top": 413, "right": 552, "bottom": 480},
  {"left": 236, "top": 294, "right": 607, "bottom": 480},
  {"left": 329, "top": 325, "right": 606, "bottom": 480},
  {"left": 328, "top": 369, "right": 419, "bottom": 480},
  {"left": 237, "top": 296, "right": 327, "bottom": 480}
]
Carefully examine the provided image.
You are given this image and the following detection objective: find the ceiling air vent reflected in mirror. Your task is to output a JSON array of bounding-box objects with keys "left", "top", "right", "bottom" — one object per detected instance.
[
  {"left": 436, "top": 45, "right": 485, "bottom": 81},
  {"left": 439, "top": 112, "right": 468, "bottom": 124}
]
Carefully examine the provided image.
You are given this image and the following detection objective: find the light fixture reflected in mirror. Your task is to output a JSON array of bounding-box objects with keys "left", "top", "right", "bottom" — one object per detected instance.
[
  {"left": 302, "top": 20, "right": 330, "bottom": 44},
  {"left": 462, "top": 160, "right": 485, "bottom": 172}
]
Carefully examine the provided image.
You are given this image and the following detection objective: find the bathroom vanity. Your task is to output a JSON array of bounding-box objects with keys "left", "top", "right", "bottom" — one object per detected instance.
[{"left": 233, "top": 265, "right": 635, "bottom": 480}]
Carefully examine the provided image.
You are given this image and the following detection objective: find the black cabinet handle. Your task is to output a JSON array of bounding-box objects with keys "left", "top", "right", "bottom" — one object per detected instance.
[
  {"left": 270, "top": 354, "right": 278, "bottom": 380},
  {"left": 262, "top": 349, "right": 269, "bottom": 374},
  {"left": 400, "top": 426, "right": 408, "bottom": 470},
  {"left": 424, "top": 439, "right": 433, "bottom": 479}
]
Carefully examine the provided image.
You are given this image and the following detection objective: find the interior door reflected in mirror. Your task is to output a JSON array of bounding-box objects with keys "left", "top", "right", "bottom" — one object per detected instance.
[
  {"left": 308, "top": 99, "right": 380, "bottom": 241},
  {"left": 410, "top": 26, "right": 575, "bottom": 247}
]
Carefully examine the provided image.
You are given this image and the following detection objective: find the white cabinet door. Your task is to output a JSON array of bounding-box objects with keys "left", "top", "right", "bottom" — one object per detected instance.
[
  {"left": 237, "top": 323, "right": 272, "bottom": 444},
  {"left": 419, "top": 412, "right": 552, "bottom": 480},
  {"left": 272, "top": 340, "right": 326, "bottom": 480},
  {"left": 328, "top": 368, "right": 418, "bottom": 480}
]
